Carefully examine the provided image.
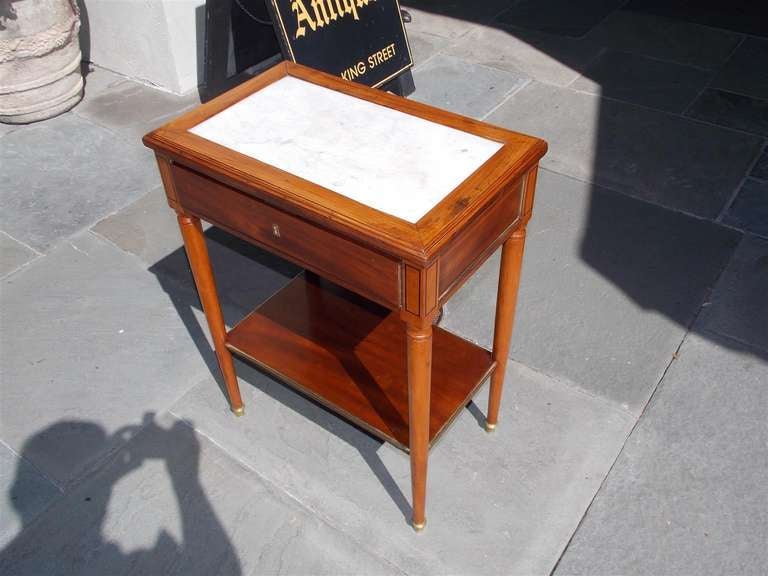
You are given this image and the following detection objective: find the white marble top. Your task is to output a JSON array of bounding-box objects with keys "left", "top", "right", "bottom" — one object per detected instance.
[{"left": 190, "top": 77, "right": 503, "bottom": 223}]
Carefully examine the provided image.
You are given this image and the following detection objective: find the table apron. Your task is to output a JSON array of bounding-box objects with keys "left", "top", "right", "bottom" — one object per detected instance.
[{"left": 437, "top": 177, "right": 526, "bottom": 302}]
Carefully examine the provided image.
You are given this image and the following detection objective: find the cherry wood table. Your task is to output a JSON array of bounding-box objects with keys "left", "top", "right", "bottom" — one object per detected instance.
[{"left": 143, "top": 62, "right": 546, "bottom": 531}]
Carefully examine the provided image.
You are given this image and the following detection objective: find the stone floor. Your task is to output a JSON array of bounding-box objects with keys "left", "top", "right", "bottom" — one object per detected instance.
[{"left": 1, "top": 2, "right": 767, "bottom": 575}]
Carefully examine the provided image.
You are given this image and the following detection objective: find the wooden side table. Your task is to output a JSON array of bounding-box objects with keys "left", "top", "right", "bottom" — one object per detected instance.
[{"left": 143, "top": 62, "right": 546, "bottom": 531}]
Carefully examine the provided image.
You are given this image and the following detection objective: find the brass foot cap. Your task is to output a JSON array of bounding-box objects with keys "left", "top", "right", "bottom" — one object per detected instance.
[
  {"left": 413, "top": 520, "right": 426, "bottom": 532},
  {"left": 232, "top": 406, "right": 245, "bottom": 417},
  {"left": 485, "top": 422, "right": 496, "bottom": 432}
]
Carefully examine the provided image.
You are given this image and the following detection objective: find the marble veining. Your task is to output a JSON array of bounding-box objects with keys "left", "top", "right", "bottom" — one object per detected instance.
[{"left": 189, "top": 77, "right": 503, "bottom": 223}]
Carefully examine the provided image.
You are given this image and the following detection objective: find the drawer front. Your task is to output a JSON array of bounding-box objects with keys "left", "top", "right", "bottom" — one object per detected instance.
[{"left": 172, "top": 164, "right": 401, "bottom": 308}]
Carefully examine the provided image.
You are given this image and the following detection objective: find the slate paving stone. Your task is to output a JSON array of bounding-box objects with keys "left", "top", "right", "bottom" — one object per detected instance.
[
  {"left": 1, "top": 10, "right": 765, "bottom": 574},
  {"left": 78, "top": 64, "right": 131, "bottom": 108},
  {"left": 697, "top": 234, "right": 768, "bottom": 353},
  {"left": 442, "top": 169, "right": 741, "bottom": 412},
  {"left": 0, "top": 442, "right": 61, "bottom": 549},
  {"left": 623, "top": 0, "right": 768, "bottom": 38},
  {"left": 0, "top": 414, "right": 397, "bottom": 576},
  {"left": 91, "top": 186, "right": 188, "bottom": 268},
  {"left": 169, "top": 357, "right": 635, "bottom": 575},
  {"left": 402, "top": 0, "right": 516, "bottom": 24},
  {"left": 402, "top": 6, "right": 481, "bottom": 40},
  {"left": 488, "top": 81, "right": 763, "bottom": 218},
  {"left": 555, "top": 333, "right": 768, "bottom": 576},
  {"left": 0, "top": 232, "right": 215, "bottom": 487},
  {"left": 406, "top": 31, "right": 451, "bottom": 69},
  {"left": 686, "top": 88, "right": 768, "bottom": 137},
  {"left": 0, "top": 123, "right": 17, "bottom": 137},
  {"left": 751, "top": 147, "right": 768, "bottom": 180},
  {"left": 712, "top": 38, "right": 768, "bottom": 101},
  {"left": 91, "top": 185, "right": 300, "bottom": 316},
  {"left": 443, "top": 26, "right": 605, "bottom": 87},
  {"left": 722, "top": 179, "right": 768, "bottom": 238},
  {"left": 494, "top": 0, "right": 626, "bottom": 38},
  {"left": 585, "top": 10, "right": 743, "bottom": 70},
  {"left": 572, "top": 50, "right": 710, "bottom": 113},
  {"left": 0, "top": 232, "right": 38, "bottom": 279},
  {"left": 0, "top": 113, "right": 159, "bottom": 251},
  {"left": 411, "top": 54, "right": 528, "bottom": 119},
  {"left": 73, "top": 75, "right": 199, "bottom": 140}
]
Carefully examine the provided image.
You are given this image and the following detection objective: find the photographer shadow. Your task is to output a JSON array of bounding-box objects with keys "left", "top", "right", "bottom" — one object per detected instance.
[{"left": 0, "top": 415, "right": 242, "bottom": 576}]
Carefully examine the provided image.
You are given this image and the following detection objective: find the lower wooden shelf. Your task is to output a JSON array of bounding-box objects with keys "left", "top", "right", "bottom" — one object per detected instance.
[{"left": 225, "top": 274, "right": 495, "bottom": 451}]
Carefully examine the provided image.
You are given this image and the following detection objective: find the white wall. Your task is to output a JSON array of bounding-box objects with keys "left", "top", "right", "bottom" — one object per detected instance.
[
  {"left": 164, "top": 1, "right": 206, "bottom": 93},
  {"left": 80, "top": 0, "right": 205, "bottom": 94}
]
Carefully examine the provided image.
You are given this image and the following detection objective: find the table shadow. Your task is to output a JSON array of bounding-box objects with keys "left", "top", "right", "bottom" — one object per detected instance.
[{"left": 148, "top": 228, "right": 413, "bottom": 525}]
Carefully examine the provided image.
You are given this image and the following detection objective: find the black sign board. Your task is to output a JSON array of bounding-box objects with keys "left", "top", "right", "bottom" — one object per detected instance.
[{"left": 266, "top": 0, "right": 413, "bottom": 88}]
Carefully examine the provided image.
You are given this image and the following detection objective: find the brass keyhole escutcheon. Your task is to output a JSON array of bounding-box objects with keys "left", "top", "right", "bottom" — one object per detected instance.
[{"left": 272, "top": 223, "right": 281, "bottom": 238}]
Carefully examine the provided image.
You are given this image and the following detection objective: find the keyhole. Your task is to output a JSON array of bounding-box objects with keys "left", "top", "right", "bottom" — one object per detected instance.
[{"left": 272, "top": 223, "right": 281, "bottom": 238}]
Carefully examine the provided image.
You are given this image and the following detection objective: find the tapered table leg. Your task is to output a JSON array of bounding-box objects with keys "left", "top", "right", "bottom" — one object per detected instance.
[
  {"left": 487, "top": 228, "right": 527, "bottom": 431},
  {"left": 406, "top": 318, "right": 432, "bottom": 531},
  {"left": 177, "top": 214, "right": 244, "bottom": 416}
]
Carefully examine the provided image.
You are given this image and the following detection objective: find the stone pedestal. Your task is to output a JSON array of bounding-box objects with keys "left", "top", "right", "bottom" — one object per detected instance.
[{"left": 0, "top": 0, "right": 84, "bottom": 124}]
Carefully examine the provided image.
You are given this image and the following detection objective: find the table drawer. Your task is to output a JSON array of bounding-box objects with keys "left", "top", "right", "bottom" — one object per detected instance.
[{"left": 171, "top": 164, "right": 401, "bottom": 309}]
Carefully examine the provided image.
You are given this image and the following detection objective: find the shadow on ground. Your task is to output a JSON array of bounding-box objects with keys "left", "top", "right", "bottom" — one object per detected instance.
[
  {"left": 135, "top": 0, "right": 768, "bottom": 526},
  {"left": 147, "top": 232, "right": 414, "bottom": 525},
  {"left": 7, "top": 1, "right": 763, "bottom": 571},
  {"left": 405, "top": 0, "right": 767, "bottom": 371},
  {"left": 0, "top": 415, "right": 241, "bottom": 575}
]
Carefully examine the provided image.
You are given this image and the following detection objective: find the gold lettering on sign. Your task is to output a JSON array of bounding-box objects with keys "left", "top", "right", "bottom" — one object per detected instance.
[
  {"left": 291, "top": 0, "right": 376, "bottom": 39},
  {"left": 341, "top": 60, "right": 367, "bottom": 80},
  {"left": 291, "top": 0, "right": 316, "bottom": 38},
  {"left": 332, "top": 0, "right": 345, "bottom": 19},
  {"left": 326, "top": 0, "right": 338, "bottom": 20},
  {"left": 342, "top": 0, "right": 358, "bottom": 20},
  {"left": 311, "top": 0, "right": 330, "bottom": 27},
  {"left": 339, "top": 42, "right": 397, "bottom": 80}
]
